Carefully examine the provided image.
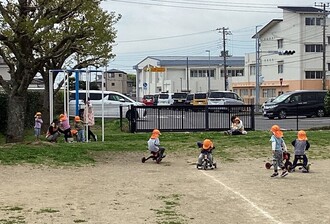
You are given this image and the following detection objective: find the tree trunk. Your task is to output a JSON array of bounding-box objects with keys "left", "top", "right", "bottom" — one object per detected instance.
[
  {"left": 42, "top": 78, "right": 50, "bottom": 132},
  {"left": 6, "top": 94, "right": 27, "bottom": 143}
]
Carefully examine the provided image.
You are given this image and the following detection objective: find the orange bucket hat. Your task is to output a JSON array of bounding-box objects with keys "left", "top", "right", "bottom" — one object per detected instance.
[
  {"left": 74, "top": 116, "right": 81, "bottom": 122},
  {"left": 150, "top": 129, "right": 161, "bottom": 139},
  {"left": 297, "top": 130, "right": 307, "bottom": 141},
  {"left": 270, "top": 125, "right": 283, "bottom": 138},
  {"left": 202, "top": 139, "right": 213, "bottom": 150}
]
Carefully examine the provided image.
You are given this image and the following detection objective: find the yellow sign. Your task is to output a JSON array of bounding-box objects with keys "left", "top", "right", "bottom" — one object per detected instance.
[{"left": 150, "top": 67, "right": 165, "bottom": 72}]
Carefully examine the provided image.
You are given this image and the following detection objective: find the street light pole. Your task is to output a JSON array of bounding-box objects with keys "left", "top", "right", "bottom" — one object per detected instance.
[
  {"left": 206, "top": 50, "right": 211, "bottom": 95},
  {"left": 255, "top": 25, "right": 262, "bottom": 112}
]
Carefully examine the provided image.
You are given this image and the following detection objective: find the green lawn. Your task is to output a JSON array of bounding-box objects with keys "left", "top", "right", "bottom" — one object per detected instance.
[{"left": 0, "top": 119, "right": 329, "bottom": 165}]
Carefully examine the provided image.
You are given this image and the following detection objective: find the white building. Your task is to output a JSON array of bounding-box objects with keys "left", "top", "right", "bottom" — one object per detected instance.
[
  {"left": 134, "top": 56, "right": 244, "bottom": 102},
  {"left": 238, "top": 6, "right": 330, "bottom": 105}
]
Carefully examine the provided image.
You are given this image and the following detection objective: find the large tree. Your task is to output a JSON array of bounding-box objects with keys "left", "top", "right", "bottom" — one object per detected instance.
[{"left": 0, "top": 0, "right": 120, "bottom": 142}]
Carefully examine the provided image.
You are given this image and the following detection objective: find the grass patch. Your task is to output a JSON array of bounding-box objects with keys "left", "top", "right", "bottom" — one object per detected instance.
[
  {"left": 36, "top": 208, "right": 59, "bottom": 214},
  {"left": 153, "top": 194, "right": 186, "bottom": 224},
  {"left": 0, "top": 119, "right": 330, "bottom": 166}
]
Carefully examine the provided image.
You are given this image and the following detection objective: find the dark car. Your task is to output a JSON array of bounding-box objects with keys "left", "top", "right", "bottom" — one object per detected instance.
[
  {"left": 184, "top": 93, "right": 194, "bottom": 105},
  {"left": 172, "top": 92, "right": 188, "bottom": 106},
  {"left": 263, "top": 90, "right": 327, "bottom": 119}
]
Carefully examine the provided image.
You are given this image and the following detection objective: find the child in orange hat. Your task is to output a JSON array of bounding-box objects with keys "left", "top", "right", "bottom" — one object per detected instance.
[
  {"left": 74, "top": 116, "right": 85, "bottom": 142},
  {"left": 270, "top": 125, "right": 288, "bottom": 177},
  {"left": 58, "top": 113, "right": 72, "bottom": 142},
  {"left": 197, "top": 139, "right": 216, "bottom": 169},
  {"left": 291, "top": 130, "right": 310, "bottom": 172},
  {"left": 146, "top": 129, "right": 166, "bottom": 163}
]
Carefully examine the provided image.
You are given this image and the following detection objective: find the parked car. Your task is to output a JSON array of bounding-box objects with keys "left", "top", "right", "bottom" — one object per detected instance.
[
  {"left": 263, "top": 90, "right": 327, "bottom": 119},
  {"left": 142, "top": 94, "right": 154, "bottom": 106},
  {"left": 184, "top": 93, "right": 194, "bottom": 105},
  {"left": 157, "top": 93, "right": 174, "bottom": 106},
  {"left": 153, "top": 94, "right": 159, "bottom": 106},
  {"left": 69, "top": 90, "right": 146, "bottom": 120},
  {"left": 207, "top": 91, "right": 244, "bottom": 112},
  {"left": 192, "top": 92, "right": 208, "bottom": 106},
  {"left": 261, "top": 97, "right": 276, "bottom": 112},
  {"left": 172, "top": 92, "right": 188, "bottom": 106},
  {"left": 208, "top": 91, "right": 244, "bottom": 106}
]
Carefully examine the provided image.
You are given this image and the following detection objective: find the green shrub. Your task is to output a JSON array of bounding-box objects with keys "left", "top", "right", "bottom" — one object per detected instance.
[{"left": 325, "top": 89, "right": 330, "bottom": 115}]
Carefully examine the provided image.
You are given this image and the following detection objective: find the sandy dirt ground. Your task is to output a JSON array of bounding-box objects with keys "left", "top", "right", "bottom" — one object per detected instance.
[{"left": 0, "top": 152, "right": 330, "bottom": 224}]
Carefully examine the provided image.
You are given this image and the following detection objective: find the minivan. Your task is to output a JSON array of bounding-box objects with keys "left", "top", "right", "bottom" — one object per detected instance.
[
  {"left": 192, "top": 92, "right": 208, "bottom": 106},
  {"left": 142, "top": 95, "right": 154, "bottom": 106},
  {"left": 157, "top": 93, "right": 174, "bottom": 106},
  {"left": 263, "top": 90, "right": 327, "bottom": 119},
  {"left": 69, "top": 90, "right": 146, "bottom": 120},
  {"left": 172, "top": 92, "right": 188, "bottom": 106},
  {"left": 208, "top": 91, "right": 244, "bottom": 106}
]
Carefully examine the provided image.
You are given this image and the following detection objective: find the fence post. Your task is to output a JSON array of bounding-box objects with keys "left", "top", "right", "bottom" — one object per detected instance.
[
  {"left": 251, "top": 105, "right": 255, "bottom": 130},
  {"left": 205, "top": 105, "right": 209, "bottom": 130}
]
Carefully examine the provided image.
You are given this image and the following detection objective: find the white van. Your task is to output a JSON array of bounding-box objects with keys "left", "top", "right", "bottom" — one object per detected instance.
[
  {"left": 68, "top": 90, "right": 146, "bottom": 119},
  {"left": 157, "top": 93, "right": 174, "bottom": 106}
]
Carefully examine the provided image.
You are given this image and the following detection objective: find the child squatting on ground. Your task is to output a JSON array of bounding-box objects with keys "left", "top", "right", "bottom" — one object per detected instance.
[
  {"left": 270, "top": 125, "right": 289, "bottom": 178},
  {"left": 197, "top": 139, "right": 215, "bottom": 168},
  {"left": 291, "top": 130, "right": 310, "bottom": 173},
  {"left": 74, "top": 116, "right": 85, "bottom": 142},
  {"left": 34, "top": 112, "right": 43, "bottom": 141},
  {"left": 147, "top": 129, "right": 166, "bottom": 161}
]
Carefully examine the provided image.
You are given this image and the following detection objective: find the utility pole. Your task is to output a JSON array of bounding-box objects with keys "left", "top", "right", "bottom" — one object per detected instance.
[
  {"left": 217, "top": 27, "right": 231, "bottom": 91},
  {"left": 255, "top": 25, "right": 262, "bottom": 112},
  {"left": 315, "top": 2, "right": 329, "bottom": 90}
]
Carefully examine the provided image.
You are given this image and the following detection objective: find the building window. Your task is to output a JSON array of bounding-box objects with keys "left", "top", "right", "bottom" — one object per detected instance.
[
  {"left": 190, "top": 69, "right": 215, "bottom": 78},
  {"left": 239, "top": 89, "right": 249, "bottom": 97},
  {"left": 250, "top": 65, "right": 256, "bottom": 76},
  {"left": 221, "top": 69, "right": 244, "bottom": 77},
  {"left": 277, "top": 39, "right": 283, "bottom": 49},
  {"left": 328, "top": 63, "right": 330, "bottom": 71},
  {"left": 111, "top": 83, "right": 115, "bottom": 86},
  {"left": 328, "top": 36, "right": 330, "bottom": 44},
  {"left": 278, "top": 61, "right": 283, "bottom": 74},
  {"left": 305, "top": 71, "right": 322, "bottom": 79},
  {"left": 119, "top": 74, "right": 122, "bottom": 77},
  {"left": 262, "top": 89, "right": 276, "bottom": 98},
  {"left": 305, "top": 17, "right": 322, "bottom": 26},
  {"left": 305, "top": 44, "right": 323, "bottom": 52}
]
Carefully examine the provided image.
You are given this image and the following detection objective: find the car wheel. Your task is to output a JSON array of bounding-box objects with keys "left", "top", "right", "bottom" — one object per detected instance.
[
  {"left": 317, "top": 108, "right": 325, "bottom": 117},
  {"left": 278, "top": 110, "right": 287, "bottom": 119}
]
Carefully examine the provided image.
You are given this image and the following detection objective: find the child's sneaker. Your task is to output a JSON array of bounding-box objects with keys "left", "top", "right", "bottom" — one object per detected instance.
[
  {"left": 281, "top": 170, "right": 288, "bottom": 177},
  {"left": 271, "top": 172, "right": 278, "bottom": 177}
]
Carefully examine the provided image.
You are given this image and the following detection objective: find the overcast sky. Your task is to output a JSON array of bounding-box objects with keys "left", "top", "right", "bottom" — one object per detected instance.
[{"left": 100, "top": 0, "right": 319, "bottom": 73}]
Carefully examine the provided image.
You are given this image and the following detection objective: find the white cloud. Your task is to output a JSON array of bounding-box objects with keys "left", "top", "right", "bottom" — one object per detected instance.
[{"left": 101, "top": 0, "right": 318, "bottom": 73}]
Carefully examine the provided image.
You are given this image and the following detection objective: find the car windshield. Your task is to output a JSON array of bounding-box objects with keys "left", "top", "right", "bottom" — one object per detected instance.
[
  {"left": 272, "top": 93, "right": 290, "bottom": 103},
  {"left": 159, "top": 94, "right": 169, "bottom": 99},
  {"left": 209, "top": 92, "right": 224, "bottom": 98},
  {"left": 173, "top": 93, "right": 187, "bottom": 98},
  {"left": 194, "top": 93, "right": 207, "bottom": 99},
  {"left": 144, "top": 95, "right": 153, "bottom": 99},
  {"left": 186, "top": 94, "right": 193, "bottom": 100}
]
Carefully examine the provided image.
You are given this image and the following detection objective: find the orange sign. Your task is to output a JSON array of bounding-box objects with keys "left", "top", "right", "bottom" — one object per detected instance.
[{"left": 150, "top": 67, "right": 165, "bottom": 72}]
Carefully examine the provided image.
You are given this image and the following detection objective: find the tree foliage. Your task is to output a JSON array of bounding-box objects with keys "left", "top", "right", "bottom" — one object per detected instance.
[
  {"left": 0, "top": 0, "right": 120, "bottom": 142},
  {"left": 325, "top": 89, "right": 330, "bottom": 115}
]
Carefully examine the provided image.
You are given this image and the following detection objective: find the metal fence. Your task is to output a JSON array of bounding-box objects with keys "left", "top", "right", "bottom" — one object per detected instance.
[{"left": 127, "top": 105, "right": 255, "bottom": 133}]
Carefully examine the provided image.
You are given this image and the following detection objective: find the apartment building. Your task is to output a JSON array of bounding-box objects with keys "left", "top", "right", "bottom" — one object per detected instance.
[{"left": 237, "top": 6, "right": 330, "bottom": 104}]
